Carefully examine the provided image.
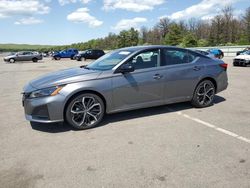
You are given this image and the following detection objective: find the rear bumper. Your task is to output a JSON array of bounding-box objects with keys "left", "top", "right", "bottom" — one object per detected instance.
[{"left": 216, "top": 71, "right": 228, "bottom": 93}]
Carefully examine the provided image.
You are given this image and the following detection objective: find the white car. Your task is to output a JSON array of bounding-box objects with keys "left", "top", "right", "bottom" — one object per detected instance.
[{"left": 233, "top": 51, "right": 250, "bottom": 66}]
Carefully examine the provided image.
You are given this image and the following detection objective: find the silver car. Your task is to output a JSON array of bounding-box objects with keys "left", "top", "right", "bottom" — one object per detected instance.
[
  {"left": 22, "top": 46, "right": 228, "bottom": 129},
  {"left": 4, "top": 51, "right": 43, "bottom": 63}
]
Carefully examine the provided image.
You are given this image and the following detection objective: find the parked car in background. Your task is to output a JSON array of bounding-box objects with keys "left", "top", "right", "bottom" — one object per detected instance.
[
  {"left": 236, "top": 47, "right": 250, "bottom": 56},
  {"left": 207, "top": 49, "right": 224, "bottom": 59},
  {"left": 3, "top": 51, "right": 43, "bottom": 63},
  {"left": 22, "top": 45, "right": 228, "bottom": 130},
  {"left": 233, "top": 50, "right": 250, "bottom": 66},
  {"left": 194, "top": 50, "right": 215, "bottom": 58},
  {"left": 75, "top": 49, "right": 105, "bottom": 61},
  {"left": 52, "top": 48, "right": 78, "bottom": 60},
  {"left": 72, "top": 50, "right": 86, "bottom": 60},
  {"left": 42, "top": 52, "right": 50, "bottom": 57}
]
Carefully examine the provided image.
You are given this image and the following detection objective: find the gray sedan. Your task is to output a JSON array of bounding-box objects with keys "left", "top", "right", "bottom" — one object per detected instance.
[
  {"left": 4, "top": 51, "right": 43, "bottom": 63},
  {"left": 22, "top": 46, "right": 228, "bottom": 129}
]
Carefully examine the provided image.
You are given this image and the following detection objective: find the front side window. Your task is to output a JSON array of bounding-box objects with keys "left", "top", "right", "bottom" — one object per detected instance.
[
  {"left": 161, "top": 49, "right": 196, "bottom": 66},
  {"left": 127, "top": 49, "right": 159, "bottom": 70}
]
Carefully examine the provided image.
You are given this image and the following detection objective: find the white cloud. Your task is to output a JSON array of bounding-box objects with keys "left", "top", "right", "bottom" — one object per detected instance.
[
  {"left": 103, "top": 0, "right": 165, "bottom": 12},
  {"left": 58, "top": 0, "right": 91, "bottom": 6},
  {"left": 67, "top": 8, "right": 103, "bottom": 27},
  {"left": 14, "top": 17, "right": 43, "bottom": 25},
  {"left": 0, "top": 0, "right": 50, "bottom": 18},
  {"left": 160, "top": 0, "right": 241, "bottom": 20},
  {"left": 113, "top": 17, "right": 147, "bottom": 30}
]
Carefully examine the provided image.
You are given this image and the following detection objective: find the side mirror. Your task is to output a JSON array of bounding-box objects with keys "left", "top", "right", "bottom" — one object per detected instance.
[{"left": 118, "top": 64, "right": 135, "bottom": 74}]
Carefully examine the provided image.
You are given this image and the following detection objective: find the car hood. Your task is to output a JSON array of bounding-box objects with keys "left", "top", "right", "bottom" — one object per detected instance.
[
  {"left": 235, "top": 54, "right": 250, "bottom": 59},
  {"left": 26, "top": 67, "right": 102, "bottom": 90},
  {"left": 4, "top": 55, "right": 15, "bottom": 59}
]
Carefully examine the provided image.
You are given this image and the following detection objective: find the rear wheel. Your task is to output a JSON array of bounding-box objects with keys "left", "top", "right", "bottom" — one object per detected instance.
[
  {"left": 65, "top": 93, "right": 105, "bottom": 130},
  {"left": 191, "top": 80, "right": 215, "bottom": 108},
  {"left": 32, "top": 58, "right": 38, "bottom": 62}
]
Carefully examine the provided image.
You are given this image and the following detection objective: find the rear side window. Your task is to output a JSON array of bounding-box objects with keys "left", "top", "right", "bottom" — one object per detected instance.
[{"left": 161, "top": 48, "right": 199, "bottom": 66}]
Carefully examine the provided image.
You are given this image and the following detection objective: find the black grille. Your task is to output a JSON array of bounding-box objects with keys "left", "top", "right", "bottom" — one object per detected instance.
[
  {"left": 233, "top": 59, "right": 246, "bottom": 66},
  {"left": 23, "top": 92, "right": 31, "bottom": 99}
]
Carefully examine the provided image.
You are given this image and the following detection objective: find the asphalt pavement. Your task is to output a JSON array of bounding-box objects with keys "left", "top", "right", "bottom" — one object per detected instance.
[{"left": 0, "top": 56, "right": 249, "bottom": 188}]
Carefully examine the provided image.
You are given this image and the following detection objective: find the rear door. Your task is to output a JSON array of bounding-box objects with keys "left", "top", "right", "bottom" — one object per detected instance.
[
  {"left": 160, "top": 48, "right": 205, "bottom": 102},
  {"left": 24, "top": 52, "right": 33, "bottom": 61}
]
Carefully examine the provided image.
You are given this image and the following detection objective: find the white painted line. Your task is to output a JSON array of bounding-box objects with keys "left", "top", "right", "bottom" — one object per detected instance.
[{"left": 168, "top": 108, "right": 250, "bottom": 144}]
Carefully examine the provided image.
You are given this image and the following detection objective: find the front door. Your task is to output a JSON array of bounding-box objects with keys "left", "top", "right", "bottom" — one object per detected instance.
[{"left": 112, "top": 49, "right": 165, "bottom": 112}]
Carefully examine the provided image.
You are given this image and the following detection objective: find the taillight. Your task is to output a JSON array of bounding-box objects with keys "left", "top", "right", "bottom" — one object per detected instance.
[{"left": 219, "top": 63, "right": 228, "bottom": 70}]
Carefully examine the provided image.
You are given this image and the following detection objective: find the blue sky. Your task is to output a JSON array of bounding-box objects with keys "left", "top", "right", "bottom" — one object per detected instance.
[{"left": 0, "top": 0, "right": 249, "bottom": 45}]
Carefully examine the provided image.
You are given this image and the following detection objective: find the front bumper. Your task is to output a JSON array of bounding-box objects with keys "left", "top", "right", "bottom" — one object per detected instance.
[
  {"left": 22, "top": 93, "right": 65, "bottom": 123},
  {"left": 25, "top": 114, "right": 63, "bottom": 123},
  {"left": 233, "top": 59, "right": 250, "bottom": 66}
]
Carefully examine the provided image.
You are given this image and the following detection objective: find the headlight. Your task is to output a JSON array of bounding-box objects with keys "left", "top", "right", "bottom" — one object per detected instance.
[{"left": 29, "top": 86, "right": 64, "bottom": 98}]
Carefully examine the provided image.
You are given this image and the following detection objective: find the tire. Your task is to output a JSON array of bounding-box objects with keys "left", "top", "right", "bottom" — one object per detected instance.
[
  {"left": 70, "top": 55, "right": 74, "bottom": 60},
  {"left": 191, "top": 80, "right": 215, "bottom": 108},
  {"left": 65, "top": 93, "right": 105, "bottom": 130},
  {"left": 9, "top": 58, "right": 15, "bottom": 63},
  {"left": 32, "top": 58, "right": 38, "bottom": 62}
]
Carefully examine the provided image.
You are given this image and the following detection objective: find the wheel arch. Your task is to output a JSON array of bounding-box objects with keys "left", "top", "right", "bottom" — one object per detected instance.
[
  {"left": 63, "top": 89, "right": 107, "bottom": 120},
  {"left": 197, "top": 77, "right": 217, "bottom": 93}
]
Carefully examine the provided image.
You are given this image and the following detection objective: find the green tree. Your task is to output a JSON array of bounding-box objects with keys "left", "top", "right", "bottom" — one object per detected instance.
[
  {"left": 243, "top": 7, "right": 250, "bottom": 43},
  {"left": 165, "top": 24, "right": 183, "bottom": 46},
  {"left": 182, "top": 33, "right": 198, "bottom": 47},
  {"left": 118, "top": 28, "right": 139, "bottom": 48},
  {"left": 197, "top": 39, "right": 209, "bottom": 47}
]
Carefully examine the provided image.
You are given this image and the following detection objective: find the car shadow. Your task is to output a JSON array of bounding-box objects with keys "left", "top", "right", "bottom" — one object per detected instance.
[{"left": 30, "top": 95, "right": 226, "bottom": 133}]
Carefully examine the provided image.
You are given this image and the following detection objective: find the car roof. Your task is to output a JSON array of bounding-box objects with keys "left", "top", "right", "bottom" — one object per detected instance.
[{"left": 118, "top": 45, "right": 187, "bottom": 52}]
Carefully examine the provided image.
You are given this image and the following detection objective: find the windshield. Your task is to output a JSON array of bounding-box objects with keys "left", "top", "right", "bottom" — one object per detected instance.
[
  {"left": 86, "top": 50, "right": 133, "bottom": 71},
  {"left": 243, "top": 51, "right": 250, "bottom": 55}
]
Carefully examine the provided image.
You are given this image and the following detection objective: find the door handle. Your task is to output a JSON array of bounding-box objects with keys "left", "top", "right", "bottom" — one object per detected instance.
[
  {"left": 193, "top": 66, "right": 201, "bottom": 71},
  {"left": 153, "top": 74, "right": 163, "bottom": 80}
]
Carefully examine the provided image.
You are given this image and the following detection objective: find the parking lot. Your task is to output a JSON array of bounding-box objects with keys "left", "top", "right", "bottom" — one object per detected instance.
[{"left": 0, "top": 56, "right": 249, "bottom": 188}]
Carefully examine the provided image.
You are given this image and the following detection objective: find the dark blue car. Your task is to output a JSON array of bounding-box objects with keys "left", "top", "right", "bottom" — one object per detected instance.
[{"left": 53, "top": 48, "right": 79, "bottom": 60}]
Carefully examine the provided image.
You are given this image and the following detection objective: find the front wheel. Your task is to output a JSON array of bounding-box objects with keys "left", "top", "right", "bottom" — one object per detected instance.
[
  {"left": 9, "top": 58, "right": 15, "bottom": 63},
  {"left": 65, "top": 93, "right": 105, "bottom": 130},
  {"left": 191, "top": 80, "right": 215, "bottom": 108}
]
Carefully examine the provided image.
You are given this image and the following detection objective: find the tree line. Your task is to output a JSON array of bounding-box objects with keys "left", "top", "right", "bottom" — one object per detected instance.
[
  {"left": 1, "top": 6, "right": 249, "bottom": 53},
  {"left": 63, "top": 6, "right": 250, "bottom": 52}
]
